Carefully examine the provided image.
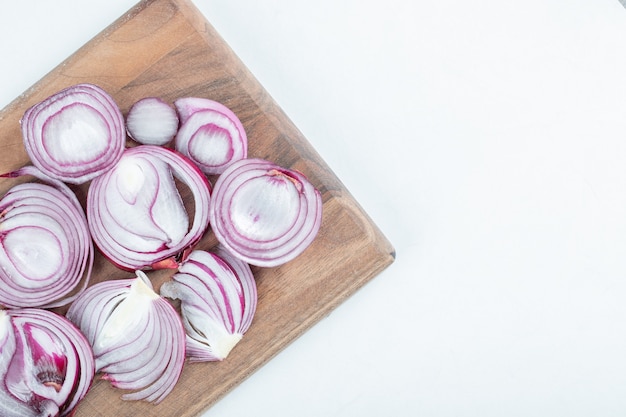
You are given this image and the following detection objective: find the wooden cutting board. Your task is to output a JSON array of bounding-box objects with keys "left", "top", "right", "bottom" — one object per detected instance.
[{"left": 0, "top": 0, "right": 395, "bottom": 415}]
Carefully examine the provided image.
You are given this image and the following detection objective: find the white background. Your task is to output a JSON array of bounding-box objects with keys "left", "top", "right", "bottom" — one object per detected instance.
[{"left": 2, "top": 0, "right": 626, "bottom": 416}]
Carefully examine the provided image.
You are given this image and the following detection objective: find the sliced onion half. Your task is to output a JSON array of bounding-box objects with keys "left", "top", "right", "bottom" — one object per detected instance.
[
  {"left": 66, "top": 271, "right": 185, "bottom": 404},
  {"left": 174, "top": 97, "right": 247, "bottom": 175},
  {"left": 209, "top": 158, "right": 322, "bottom": 267},
  {"left": 0, "top": 308, "right": 95, "bottom": 416},
  {"left": 0, "top": 166, "right": 94, "bottom": 309},
  {"left": 21, "top": 83, "right": 125, "bottom": 184},
  {"left": 87, "top": 145, "right": 211, "bottom": 271},
  {"left": 160, "top": 247, "right": 257, "bottom": 361}
]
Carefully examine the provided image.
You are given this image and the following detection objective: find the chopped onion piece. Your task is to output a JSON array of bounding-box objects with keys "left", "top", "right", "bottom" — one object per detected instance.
[
  {"left": 126, "top": 97, "right": 179, "bottom": 146},
  {"left": 0, "top": 308, "right": 95, "bottom": 416},
  {"left": 174, "top": 97, "right": 247, "bottom": 175},
  {"left": 66, "top": 271, "right": 185, "bottom": 404},
  {"left": 160, "top": 248, "right": 257, "bottom": 361},
  {"left": 0, "top": 166, "right": 94, "bottom": 309},
  {"left": 21, "top": 83, "right": 125, "bottom": 184},
  {"left": 209, "top": 158, "right": 322, "bottom": 267},
  {"left": 87, "top": 145, "right": 211, "bottom": 271}
]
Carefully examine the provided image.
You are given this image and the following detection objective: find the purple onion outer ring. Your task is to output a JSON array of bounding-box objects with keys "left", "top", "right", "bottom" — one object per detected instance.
[
  {"left": 0, "top": 166, "right": 94, "bottom": 309},
  {"left": 209, "top": 158, "right": 322, "bottom": 267},
  {"left": 20, "top": 83, "right": 125, "bottom": 184},
  {"left": 87, "top": 145, "right": 212, "bottom": 271},
  {"left": 1, "top": 308, "right": 95, "bottom": 416}
]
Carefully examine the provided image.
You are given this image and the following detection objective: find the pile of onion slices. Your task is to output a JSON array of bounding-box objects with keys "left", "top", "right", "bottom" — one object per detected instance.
[{"left": 0, "top": 82, "right": 325, "bottom": 411}]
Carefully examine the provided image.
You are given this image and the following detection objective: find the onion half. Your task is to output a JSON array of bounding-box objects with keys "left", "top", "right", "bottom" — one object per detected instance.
[
  {"left": 0, "top": 166, "right": 94, "bottom": 309},
  {"left": 0, "top": 308, "right": 95, "bottom": 416},
  {"left": 174, "top": 97, "right": 247, "bottom": 175},
  {"left": 87, "top": 145, "right": 211, "bottom": 271},
  {"left": 66, "top": 271, "right": 185, "bottom": 404},
  {"left": 21, "top": 83, "right": 125, "bottom": 184},
  {"left": 209, "top": 158, "right": 322, "bottom": 267},
  {"left": 160, "top": 248, "right": 257, "bottom": 361}
]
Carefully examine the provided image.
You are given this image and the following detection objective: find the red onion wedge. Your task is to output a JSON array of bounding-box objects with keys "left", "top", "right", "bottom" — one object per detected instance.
[
  {"left": 0, "top": 308, "right": 95, "bottom": 416},
  {"left": 21, "top": 83, "right": 125, "bottom": 184},
  {"left": 160, "top": 247, "right": 257, "bottom": 362},
  {"left": 126, "top": 97, "right": 179, "bottom": 146},
  {"left": 209, "top": 158, "right": 322, "bottom": 267},
  {"left": 87, "top": 145, "right": 211, "bottom": 271},
  {"left": 0, "top": 166, "right": 94, "bottom": 309},
  {"left": 174, "top": 97, "right": 247, "bottom": 175},
  {"left": 66, "top": 271, "right": 185, "bottom": 404}
]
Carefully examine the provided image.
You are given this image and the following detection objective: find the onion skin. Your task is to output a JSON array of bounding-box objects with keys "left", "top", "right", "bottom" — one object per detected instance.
[
  {"left": 0, "top": 308, "right": 95, "bottom": 416},
  {"left": 66, "top": 271, "right": 186, "bottom": 404},
  {"left": 87, "top": 145, "right": 211, "bottom": 271},
  {"left": 160, "top": 248, "right": 257, "bottom": 362},
  {"left": 0, "top": 166, "right": 94, "bottom": 309},
  {"left": 209, "top": 158, "right": 322, "bottom": 267},
  {"left": 20, "top": 83, "right": 125, "bottom": 185}
]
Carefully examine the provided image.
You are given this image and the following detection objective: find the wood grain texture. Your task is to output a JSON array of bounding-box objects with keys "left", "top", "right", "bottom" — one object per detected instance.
[{"left": 0, "top": 0, "right": 395, "bottom": 415}]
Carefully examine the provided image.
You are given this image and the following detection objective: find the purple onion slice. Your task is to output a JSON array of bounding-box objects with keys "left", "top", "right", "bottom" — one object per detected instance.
[
  {"left": 87, "top": 145, "right": 211, "bottom": 271},
  {"left": 209, "top": 158, "right": 322, "bottom": 267},
  {"left": 174, "top": 97, "right": 247, "bottom": 175},
  {"left": 160, "top": 248, "right": 257, "bottom": 361},
  {"left": 0, "top": 166, "right": 94, "bottom": 309},
  {"left": 0, "top": 308, "right": 95, "bottom": 416},
  {"left": 126, "top": 97, "right": 179, "bottom": 146},
  {"left": 21, "top": 83, "right": 125, "bottom": 184},
  {"left": 66, "top": 271, "right": 186, "bottom": 404}
]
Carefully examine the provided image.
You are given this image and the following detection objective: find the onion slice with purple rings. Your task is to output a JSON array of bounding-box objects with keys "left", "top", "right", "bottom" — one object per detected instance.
[
  {"left": 160, "top": 248, "right": 257, "bottom": 361},
  {"left": 0, "top": 308, "right": 95, "bottom": 416},
  {"left": 21, "top": 83, "right": 125, "bottom": 184},
  {"left": 0, "top": 166, "right": 94, "bottom": 309},
  {"left": 174, "top": 97, "right": 247, "bottom": 175},
  {"left": 87, "top": 145, "right": 211, "bottom": 271},
  {"left": 209, "top": 158, "right": 322, "bottom": 267},
  {"left": 66, "top": 271, "right": 185, "bottom": 404},
  {"left": 126, "top": 97, "right": 179, "bottom": 146}
]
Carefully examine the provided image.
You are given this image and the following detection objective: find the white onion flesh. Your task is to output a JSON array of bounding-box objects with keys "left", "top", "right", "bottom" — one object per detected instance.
[
  {"left": 0, "top": 308, "right": 95, "bottom": 416},
  {"left": 174, "top": 97, "right": 247, "bottom": 175},
  {"left": 21, "top": 83, "right": 125, "bottom": 184},
  {"left": 209, "top": 158, "right": 322, "bottom": 267},
  {"left": 160, "top": 248, "right": 257, "bottom": 361},
  {"left": 0, "top": 166, "right": 94, "bottom": 309},
  {"left": 87, "top": 145, "right": 211, "bottom": 271},
  {"left": 66, "top": 271, "right": 185, "bottom": 404},
  {"left": 126, "top": 97, "right": 179, "bottom": 146}
]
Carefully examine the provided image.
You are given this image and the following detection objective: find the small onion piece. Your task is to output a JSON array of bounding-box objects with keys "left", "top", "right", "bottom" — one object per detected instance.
[
  {"left": 126, "top": 97, "right": 179, "bottom": 146},
  {"left": 21, "top": 83, "right": 125, "bottom": 184},
  {"left": 87, "top": 145, "right": 211, "bottom": 271},
  {"left": 209, "top": 158, "right": 322, "bottom": 267},
  {"left": 160, "top": 248, "right": 257, "bottom": 361},
  {"left": 0, "top": 308, "right": 95, "bottom": 416},
  {"left": 0, "top": 166, "right": 94, "bottom": 309},
  {"left": 66, "top": 271, "right": 186, "bottom": 404},
  {"left": 174, "top": 97, "right": 247, "bottom": 175}
]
